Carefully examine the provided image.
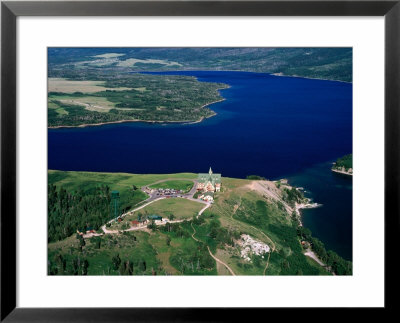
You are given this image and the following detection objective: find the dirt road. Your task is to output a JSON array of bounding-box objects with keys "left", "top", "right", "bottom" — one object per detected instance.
[
  {"left": 190, "top": 222, "right": 235, "bottom": 276},
  {"left": 304, "top": 249, "right": 326, "bottom": 267}
]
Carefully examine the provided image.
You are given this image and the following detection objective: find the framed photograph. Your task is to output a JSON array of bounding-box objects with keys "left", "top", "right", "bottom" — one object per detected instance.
[{"left": 1, "top": 0, "right": 399, "bottom": 320}]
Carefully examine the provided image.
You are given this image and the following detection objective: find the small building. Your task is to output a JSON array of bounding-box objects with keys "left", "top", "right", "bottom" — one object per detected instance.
[
  {"left": 131, "top": 220, "right": 140, "bottom": 227},
  {"left": 77, "top": 226, "right": 94, "bottom": 234},
  {"left": 200, "top": 191, "right": 214, "bottom": 202},
  {"left": 197, "top": 167, "right": 221, "bottom": 192}
]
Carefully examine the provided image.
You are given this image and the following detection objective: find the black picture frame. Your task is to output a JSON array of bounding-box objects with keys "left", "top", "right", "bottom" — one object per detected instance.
[{"left": 1, "top": 0, "right": 399, "bottom": 321}]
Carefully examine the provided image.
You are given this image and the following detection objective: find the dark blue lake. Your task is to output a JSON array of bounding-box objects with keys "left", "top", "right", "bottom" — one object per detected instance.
[{"left": 48, "top": 71, "right": 352, "bottom": 260}]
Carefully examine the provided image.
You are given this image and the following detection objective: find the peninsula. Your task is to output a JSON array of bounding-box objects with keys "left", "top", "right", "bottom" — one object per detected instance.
[
  {"left": 48, "top": 74, "right": 228, "bottom": 128},
  {"left": 48, "top": 169, "right": 352, "bottom": 276}
]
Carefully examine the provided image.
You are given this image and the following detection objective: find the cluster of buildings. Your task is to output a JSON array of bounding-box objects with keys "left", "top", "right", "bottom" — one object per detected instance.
[{"left": 238, "top": 234, "right": 270, "bottom": 262}]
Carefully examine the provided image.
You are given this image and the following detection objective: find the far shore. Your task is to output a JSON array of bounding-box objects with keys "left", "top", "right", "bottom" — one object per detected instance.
[
  {"left": 271, "top": 72, "right": 352, "bottom": 84},
  {"left": 140, "top": 69, "right": 350, "bottom": 83}
]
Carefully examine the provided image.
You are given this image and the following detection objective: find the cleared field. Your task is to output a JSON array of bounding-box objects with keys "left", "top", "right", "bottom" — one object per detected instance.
[
  {"left": 117, "top": 58, "right": 182, "bottom": 67},
  {"left": 48, "top": 101, "right": 59, "bottom": 109},
  {"left": 49, "top": 96, "right": 145, "bottom": 113},
  {"left": 137, "top": 198, "right": 203, "bottom": 219},
  {"left": 48, "top": 170, "right": 197, "bottom": 194},
  {"left": 55, "top": 96, "right": 116, "bottom": 112},
  {"left": 92, "top": 53, "right": 126, "bottom": 59},
  {"left": 149, "top": 180, "right": 194, "bottom": 193},
  {"left": 48, "top": 101, "right": 69, "bottom": 115},
  {"left": 48, "top": 78, "right": 132, "bottom": 93},
  {"left": 132, "top": 87, "right": 147, "bottom": 92},
  {"left": 54, "top": 107, "right": 68, "bottom": 115}
]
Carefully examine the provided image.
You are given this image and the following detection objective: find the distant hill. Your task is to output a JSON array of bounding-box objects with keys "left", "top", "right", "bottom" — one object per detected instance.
[{"left": 48, "top": 47, "right": 352, "bottom": 82}]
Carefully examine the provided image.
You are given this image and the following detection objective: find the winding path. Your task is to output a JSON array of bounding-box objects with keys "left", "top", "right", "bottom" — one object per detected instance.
[
  {"left": 249, "top": 225, "right": 276, "bottom": 275},
  {"left": 207, "top": 197, "right": 275, "bottom": 275},
  {"left": 191, "top": 222, "right": 236, "bottom": 276},
  {"left": 207, "top": 246, "right": 236, "bottom": 276}
]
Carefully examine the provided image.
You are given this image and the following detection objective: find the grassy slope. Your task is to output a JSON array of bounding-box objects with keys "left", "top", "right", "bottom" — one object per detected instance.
[
  {"left": 48, "top": 170, "right": 328, "bottom": 275},
  {"left": 125, "top": 198, "right": 203, "bottom": 220},
  {"left": 48, "top": 231, "right": 161, "bottom": 275},
  {"left": 196, "top": 177, "right": 329, "bottom": 275}
]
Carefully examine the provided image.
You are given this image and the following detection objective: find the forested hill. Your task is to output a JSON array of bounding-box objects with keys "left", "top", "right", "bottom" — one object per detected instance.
[{"left": 48, "top": 48, "right": 352, "bottom": 82}]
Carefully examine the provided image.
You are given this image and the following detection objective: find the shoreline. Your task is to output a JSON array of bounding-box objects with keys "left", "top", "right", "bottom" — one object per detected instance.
[
  {"left": 182, "top": 98, "right": 226, "bottom": 125},
  {"left": 279, "top": 180, "right": 321, "bottom": 227},
  {"left": 294, "top": 200, "right": 322, "bottom": 226},
  {"left": 271, "top": 72, "right": 352, "bottom": 84},
  {"left": 48, "top": 98, "right": 225, "bottom": 129},
  {"left": 331, "top": 168, "right": 353, "bottom": 176},
  {"left": 293, "top": 200, "right": 331, "bottom": 273},
  {"left": 140, "top": 69, "right": 351, "bottom": 84}
]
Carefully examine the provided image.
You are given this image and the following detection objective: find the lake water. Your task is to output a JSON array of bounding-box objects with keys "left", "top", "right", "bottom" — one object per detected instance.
[
  {"left": 286, "top": 161, "right": 352, "bottom": 260},
  {"left": 48, "top": 71, "right": 353, "bottom": 260}
]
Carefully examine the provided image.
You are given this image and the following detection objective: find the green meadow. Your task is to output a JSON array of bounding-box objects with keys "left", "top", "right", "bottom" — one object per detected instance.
[{"left": 149, "top": 180, "right": 194, "bottom": 192}]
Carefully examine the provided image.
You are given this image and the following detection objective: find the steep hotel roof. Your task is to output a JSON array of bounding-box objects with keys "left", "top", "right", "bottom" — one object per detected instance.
[{"left": 198, "top": 167, "right": 221, "bottom": 184}]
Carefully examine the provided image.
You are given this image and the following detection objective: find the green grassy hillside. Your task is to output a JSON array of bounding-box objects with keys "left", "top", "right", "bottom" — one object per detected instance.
[{"left": 48, "top": 170, "right": 350, "bottom": 275}]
